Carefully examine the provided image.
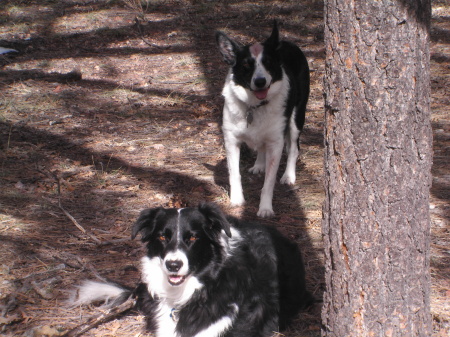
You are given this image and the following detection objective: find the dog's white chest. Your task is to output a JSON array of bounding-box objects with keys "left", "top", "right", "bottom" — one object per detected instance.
[
  {"left": 223, "top": 103, "right": 286, "bottom": 150},
  {"left": 155, "top": 302, "right": 177, "bottom": 337}
]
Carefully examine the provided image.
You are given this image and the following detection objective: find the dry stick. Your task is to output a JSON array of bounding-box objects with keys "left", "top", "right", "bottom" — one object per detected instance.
[
  {"left": 58, "top": 201, "right": 87, "bottom": 234},
  {"left": 57, "top": 194, "right": 101, "bottom": 244},
  {"left": 6, "top": 124, "right": 12, "bottom": 150},
  {"left": 53, "top": 172, "right": 100, "bottom": 243},
  {"left": 31, "top": 281, "right": 53, "bottom": 300},
  {"left": 81, "top": 260, "right": 108, "bottom": 283},
  {"left": 50, "top": 250, "right": 107, "bottom": 283},
  {"left": 41, "top": 169, "right": 101, "bottom": 244},
  {"left": 63, "top": 297, "right": 136, "bottom": 337}
]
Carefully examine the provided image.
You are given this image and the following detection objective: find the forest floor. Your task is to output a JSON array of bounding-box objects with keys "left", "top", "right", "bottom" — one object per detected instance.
[{"left": 0, "top": 0, "right": 448, "bottom": 336}]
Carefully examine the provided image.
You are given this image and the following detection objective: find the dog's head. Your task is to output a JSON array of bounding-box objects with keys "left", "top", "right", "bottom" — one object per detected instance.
[
  {"left": 216, "top": 21, "right": 283, "bottom": 101},
  {"left": 132, "top": 203, "right": 232, "bottom": 287}
]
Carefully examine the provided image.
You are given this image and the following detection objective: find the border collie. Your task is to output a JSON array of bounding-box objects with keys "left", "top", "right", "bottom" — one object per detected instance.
[
  {"left": 216, "top": 21, "right": 310, "bottom": 217},
  {"left": 71, "top": 203, "right": 312, "bottom": 337}
]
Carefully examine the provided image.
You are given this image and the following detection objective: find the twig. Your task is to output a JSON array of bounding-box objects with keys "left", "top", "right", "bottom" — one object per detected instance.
[
  {"left": 31, "top": 281, "right": 53, "bottom": 300},
  {"left": 6, "top": 124, "right": 12, "bottom": 151},
  {"left": 62, "top": 297, "right": 136, "bottom": 337},
  {"left": 82, "top": 261, "right": 109, "bottom": 283},
  {"left": 57, "top": 194, "right": 101, "bottom": 244},
  {"left": 51, "top": 251, "right": 107, "bottom": 282},
  {"left": 15, "top": 263, "right": 66, "bottom": 282},
  {"left": 50, "top": 251, "right": 85, "bottom": 270},
  {"left": 58, "top": 202, "right": 86, "bottom": 234},
  {"left": 134, "top": 17, "right": 170, "bottom": 50},
  {"left": 37, "top": 169, "right": 101, "bottom": 244}
]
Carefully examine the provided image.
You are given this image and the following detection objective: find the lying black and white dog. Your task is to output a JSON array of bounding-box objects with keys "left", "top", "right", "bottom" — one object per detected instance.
[
  {"left": 71, "top": 203, "right": 312, "bottom": 337},
  {"left": 216, "top": 21, "right": 310, "bottom": 217}
]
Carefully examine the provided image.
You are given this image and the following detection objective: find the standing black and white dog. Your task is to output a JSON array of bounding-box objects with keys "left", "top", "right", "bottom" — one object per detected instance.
[
  {"left": 71, "top": 203, "right": 312, "bottom": 337},
  {"left": 216, "top": 22, "right": 310, "bottom": 217}
]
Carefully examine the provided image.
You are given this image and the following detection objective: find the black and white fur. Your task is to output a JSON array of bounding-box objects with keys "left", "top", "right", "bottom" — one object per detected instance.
[
  {"left": 71, "top": 203, "right": 312, "bottom": 337},
  {"left": 216, "top": 22, "right": 310, "bottom": 217}
]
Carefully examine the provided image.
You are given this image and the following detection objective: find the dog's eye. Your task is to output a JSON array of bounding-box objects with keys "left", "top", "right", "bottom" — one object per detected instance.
[
  {"left": 189, "top": 236, "right": 197, "bottom": 242},
  {"left": 158, "top": 235, "right": 166, "bottom": 242},
  {"left": 243, "top": 58, "right": 254, "bottom": 70}
]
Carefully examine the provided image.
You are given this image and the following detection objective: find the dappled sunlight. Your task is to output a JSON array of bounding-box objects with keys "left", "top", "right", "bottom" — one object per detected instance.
[
  {"left": 52, "top": 9, "right": 135, "bottom": 35},
  {"left": 0, "top": 0, "right": 448, "bottom": 335}
]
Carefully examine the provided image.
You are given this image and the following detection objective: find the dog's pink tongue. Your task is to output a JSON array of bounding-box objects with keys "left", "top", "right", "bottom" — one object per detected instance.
[{"left": 254, "top": 88, "right": 269, "bottom": 100}]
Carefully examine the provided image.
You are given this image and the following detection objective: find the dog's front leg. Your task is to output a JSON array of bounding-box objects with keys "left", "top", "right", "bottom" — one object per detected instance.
[
  {"left": 224, "top": 137, "right": 245, "bottom": 206},
  {"left": 258, "top": 142, "right": 283, "bottom": 217}
]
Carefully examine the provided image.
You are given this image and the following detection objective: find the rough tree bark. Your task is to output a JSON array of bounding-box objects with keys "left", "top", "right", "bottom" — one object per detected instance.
[{"left": 322, "top": 0, "right": 433, "bottom": 336}]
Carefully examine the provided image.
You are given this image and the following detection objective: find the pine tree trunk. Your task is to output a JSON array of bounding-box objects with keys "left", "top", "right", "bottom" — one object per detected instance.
[{"left": 322, "top": 1, "right": 433, "bottom": 336}]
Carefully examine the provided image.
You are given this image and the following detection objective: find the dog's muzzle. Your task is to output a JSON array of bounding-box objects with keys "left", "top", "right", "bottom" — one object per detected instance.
[
  {"left": 165, "top": 259, "right": 187, "bottom": 286},
  {"left": 252, "top": 77, "right": 270, "bottom": 100}
]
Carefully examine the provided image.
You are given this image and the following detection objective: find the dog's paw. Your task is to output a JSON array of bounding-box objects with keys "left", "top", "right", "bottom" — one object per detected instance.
[
  {"left": 257, "top": 208, "right": 275, "bottom": 218},
  {"left": 280, "top": 172, "right": 296, "bottom": 185},
  {"left": 249, "top": 165, "right": 265, "bottom": 174}
]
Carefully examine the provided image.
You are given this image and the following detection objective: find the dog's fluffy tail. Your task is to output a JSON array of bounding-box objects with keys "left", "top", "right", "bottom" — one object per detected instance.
[{"left": 69, "top": 280, "right": 132, "bottom": 308}]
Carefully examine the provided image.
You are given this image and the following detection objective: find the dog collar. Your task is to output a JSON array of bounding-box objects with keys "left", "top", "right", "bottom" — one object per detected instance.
[{"left": 246, "top": 100, "right": 269, "bottom": 126}]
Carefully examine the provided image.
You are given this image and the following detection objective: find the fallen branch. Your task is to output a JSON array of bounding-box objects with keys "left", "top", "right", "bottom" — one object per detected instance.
[{"left": 63, "top": 297, "right": 136, "bottom": 337}]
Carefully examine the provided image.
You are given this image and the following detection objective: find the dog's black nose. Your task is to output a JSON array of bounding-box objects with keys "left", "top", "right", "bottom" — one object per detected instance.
[
  {"left": 166, "top": 260, "right": 183, "bottom": 272},
  {"left": 254, "top": 77, "right": 266, "bottom": 89}
]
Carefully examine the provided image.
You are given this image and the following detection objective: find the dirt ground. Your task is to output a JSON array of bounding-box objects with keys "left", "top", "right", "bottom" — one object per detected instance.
[{"left": 0, "top": 0, "right": 448, "bottom": 336}]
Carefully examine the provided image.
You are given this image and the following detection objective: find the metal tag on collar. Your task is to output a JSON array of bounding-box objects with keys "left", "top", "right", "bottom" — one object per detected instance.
[
  {"left": 170, "top": 308, "right": 180, "bottom": 322},
  {"left": 246, "top": 110, "right": 254, "bottom": 126},
  {"left": 246, "top": 100, "right": 268, "bottom": 127}
]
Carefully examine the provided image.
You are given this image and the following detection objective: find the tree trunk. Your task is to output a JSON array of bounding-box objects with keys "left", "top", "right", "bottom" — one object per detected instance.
[{"left": 322, "top": 1, "right": 433, "bottom": 336}]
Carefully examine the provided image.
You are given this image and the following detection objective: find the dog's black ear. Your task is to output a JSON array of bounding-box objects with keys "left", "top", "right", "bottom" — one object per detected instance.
[
  {"left": 216, "top": 31, "right": 240, "bottom": 66},
  {"left": 132, "top": 208, "right": 164, "bottom": 241},
  {"left": 266, "top": 20, "right": 280, "bottom": 49},
  {"left": 198, "top": 202, "right": 232, "bottom": 238}
]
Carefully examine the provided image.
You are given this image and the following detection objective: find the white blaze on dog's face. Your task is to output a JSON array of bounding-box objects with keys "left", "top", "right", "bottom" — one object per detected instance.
[
  {"left": 158, "top": 209, "right": 190, "bottom": 286},
  {"left": 249, "top": 43, "right": 273, "bottom": 100}
]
